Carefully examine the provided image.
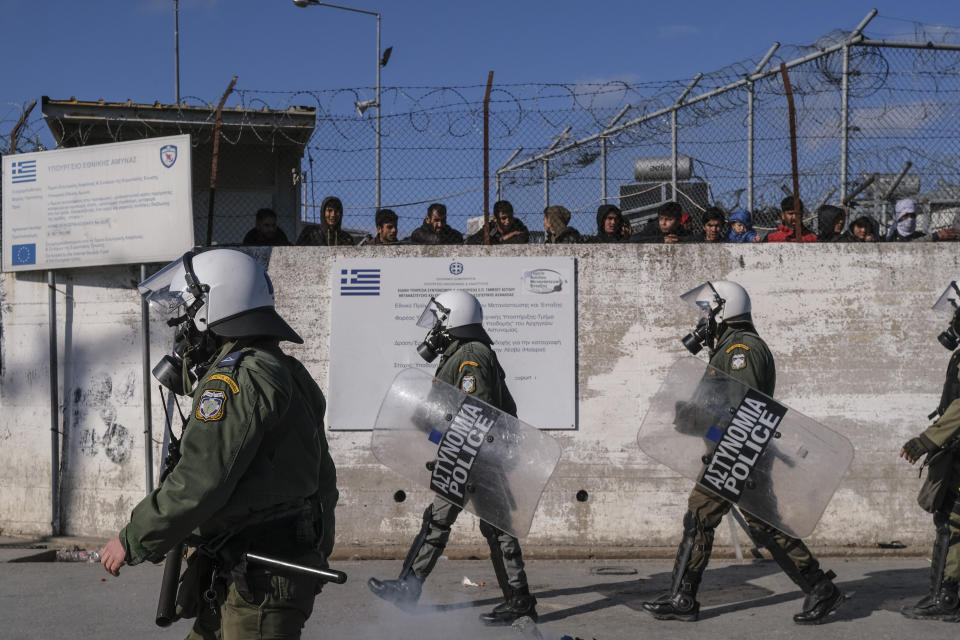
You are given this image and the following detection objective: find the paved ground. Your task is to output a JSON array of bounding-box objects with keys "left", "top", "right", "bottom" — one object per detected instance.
[{"left": 0, "top": 545, "right": 954, "bottom": 640}]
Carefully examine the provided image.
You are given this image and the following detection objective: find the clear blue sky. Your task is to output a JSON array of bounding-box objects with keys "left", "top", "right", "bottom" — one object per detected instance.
[
  {"left": 2, "top": 1, "right": 957, "bottom": 236},
  {"left": 1, "top": 1, "right": 956, "bottom": 110}
]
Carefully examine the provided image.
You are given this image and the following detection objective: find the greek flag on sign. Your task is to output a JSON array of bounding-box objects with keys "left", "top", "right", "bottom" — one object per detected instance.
[
  {"left": 10, "top": 160, "right": 37, "bottom": 184},
  {"left": 340, "top": 268, "right": 380, "bottom": 296}
]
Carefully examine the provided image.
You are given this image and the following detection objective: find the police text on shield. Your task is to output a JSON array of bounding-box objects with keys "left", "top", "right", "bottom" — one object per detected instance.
[
  {"left": 430, "top": 398, "right": 496, "bottom": 507},
  {"left": 698, "top": 389, "right": 788, "bottom": 503}
]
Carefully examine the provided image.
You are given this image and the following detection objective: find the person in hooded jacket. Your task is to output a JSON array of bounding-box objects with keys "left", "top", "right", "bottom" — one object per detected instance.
[
  {"left": 840, "top": 215, "right": 880, "bottom": 242},
  {"left": 633, "top": 201, "right": 693, "bottom": 244},
  {"left": 543, "top": 205, "right": 582, "bottom": 244},
  {"left": 465, "top": 200, "right": 530, "bottom": 245},
  {"left": 296, "top": 196, "right": 356, "bottom": 246},
  {"left": 590, "top": 204, "right": 631, "bottom": 243},
  {"left": 816, "top": 205, "right": 847, "bottom": 243},
  {"left": 727, "top": 208, "right": 760, "bottom": 243},
  {"left": 887, "top": 198, "right": 960, "bottom": 243}
]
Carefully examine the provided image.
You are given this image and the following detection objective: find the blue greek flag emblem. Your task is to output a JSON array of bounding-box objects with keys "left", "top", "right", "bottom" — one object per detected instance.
[
  {"left": 340, "top": 268, "right": 380, "bottom": 296},
  {"left": 10, "top": 160, "right": 37, "bottom": 184}
]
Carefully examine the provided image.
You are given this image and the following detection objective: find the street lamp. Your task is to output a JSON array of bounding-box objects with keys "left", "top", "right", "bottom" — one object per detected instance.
[{"left": 293, "top": 0, "right": 387, "bottom": 209}]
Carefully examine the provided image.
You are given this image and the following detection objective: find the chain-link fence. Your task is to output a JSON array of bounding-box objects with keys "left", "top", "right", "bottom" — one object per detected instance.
[{"left": 5, "top": 14, "right": 960, "bottom": 244}]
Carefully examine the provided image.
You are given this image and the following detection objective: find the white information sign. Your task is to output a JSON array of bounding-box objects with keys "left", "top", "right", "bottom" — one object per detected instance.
[
  {"left": 328, "top": 257, "right": 576, "bottom": 430},
  {"left": 2, "top": 135, "right": 194, "bottom": 271}
]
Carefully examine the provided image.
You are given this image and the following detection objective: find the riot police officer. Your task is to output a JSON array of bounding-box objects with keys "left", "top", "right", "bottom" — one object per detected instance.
[
  {"left": 900, "top": 280, "right": 960, "bottom": 622},
  {"left": 642, "top": 280, "right": 844, "bottom": 624},
  {"left": 367, "top": 290, "right": 538, "bottom": 625},
  {"left": 100, "top": 249, "right": 338, "bottom": 639}
]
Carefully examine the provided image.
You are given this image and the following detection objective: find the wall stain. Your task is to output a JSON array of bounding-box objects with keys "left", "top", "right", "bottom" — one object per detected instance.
[
  {"left": 70, "top": 373, "right": 132, "bottom": 464},
  {"left": 102, "top": 421, "right": 133, "bottom": 464}
]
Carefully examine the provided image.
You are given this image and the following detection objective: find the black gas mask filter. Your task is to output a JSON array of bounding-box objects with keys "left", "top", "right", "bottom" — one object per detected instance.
[
  {"left": 939, "top": 292, "right": 960, "bottom": 351},
  {"left": 681, "top": 288, "right": 726, "bottom": 356},
  {"left": 416, "top": 298, "right": 453, "bottom": 363},
  {"left": 152, "top": 251, "right": 217, "bottom": 395}
]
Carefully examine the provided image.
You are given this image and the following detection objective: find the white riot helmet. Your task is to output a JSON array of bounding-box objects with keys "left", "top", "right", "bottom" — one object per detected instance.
[
  {"left": 679, "top": 280, "right": 752, "bottom": 355},
  {"left": 139, "top": 249, "right": 301, "bottom": 393},
  {"left": 415, "top": 290, "right": 492, "bottom": 362},
  {"left": 933, "top": 281, "right": 960, "bottom": 350}
]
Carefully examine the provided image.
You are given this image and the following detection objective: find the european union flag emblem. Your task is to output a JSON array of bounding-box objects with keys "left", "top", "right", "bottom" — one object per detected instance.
[
  {"left": 705, "top": 426, "right": 724, "bottom": 443},
  {"left": 10, "top": 160, "right": 37, "bottom": 184},
  {"left": 12, "top": 243, "right": 36, "bottom": 266},
  {"left": 428, "top": 429, "right": 443, "bottom": 445}
]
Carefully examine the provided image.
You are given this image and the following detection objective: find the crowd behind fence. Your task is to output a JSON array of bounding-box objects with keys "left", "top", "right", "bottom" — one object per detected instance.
[{"left": 4, "top": 12, "right": 960, "bottom": 246}]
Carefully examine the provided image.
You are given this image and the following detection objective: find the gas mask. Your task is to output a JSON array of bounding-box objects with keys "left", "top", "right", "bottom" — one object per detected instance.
[
  {"left": 935, "top": 282, "right": 960, "bottom": 351},
  {"left": 416, "top": 297, "right": 453, "bottom": 363},
  {"left": 680, "top": 284, "right": 726, "bottom": 356},
  {"left": 152, "top": 321, "right": 221, "bottom": 395},
  {"left": 682, "top": 311, "right": 718, "bottom": 355},
  {"left": 139, "top": 251, "right": 221, "bottom": 395}
]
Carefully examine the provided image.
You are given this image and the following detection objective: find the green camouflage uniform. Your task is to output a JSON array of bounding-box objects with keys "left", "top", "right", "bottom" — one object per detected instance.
[
  {"left": 918, "top": 353, "right": 960, "bottom": 582},
  {"left": 683, "top": 324, "right": 827, "bottom": 586},
  {"left": 407, "top": 339, "right": 530, "bottom": 590},
  {"left": 120, "top": 340, "right": 338, "bottom": 640}
]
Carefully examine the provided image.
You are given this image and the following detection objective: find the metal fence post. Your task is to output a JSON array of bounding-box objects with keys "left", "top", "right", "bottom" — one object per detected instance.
[
  {"left": 544, "top": 158, "right": 549, "bottom": 208},
  {"left": 747, "top": 80, "right": 754, "bottom": 212},
  {"left": 671, "top": 108, "right": 678, "bottom": 201},
  {"left": 746, "top": 44, "right": 778, "bottom": 213},
  {"left": 840, "top": 43, "right": 850, "bottom": 202},
  {"left": 672, "top": 74, "right": 701, "bottom": 203},
  {"left": 601, "top": 135, "right": 607, "bottom": 205}
]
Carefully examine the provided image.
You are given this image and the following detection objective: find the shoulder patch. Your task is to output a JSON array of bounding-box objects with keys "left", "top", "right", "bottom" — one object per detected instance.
[
  {"left": 730, "top": 353, "right": 747, "bottom": 370},
  {"left": 458, "top": 360, "right": 480, "bottom": 373},
  {"left": 460, "top": 376, "right": 476, "bottom": 393},
  {"left": 196, "top": 389, "right": 227, "bottom": 422},
  {"left": 216, "top": 350, "right": 245, "bottom": 369},
  {"left": 208, "top": 373, "right": 240, "bottom": 394},
  {"left": 725, "top": 343, "right": 751, "bottom": 353}
]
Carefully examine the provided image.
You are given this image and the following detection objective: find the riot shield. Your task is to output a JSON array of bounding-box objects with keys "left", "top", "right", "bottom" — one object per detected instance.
[
  {"left": 637, "top": 357, "right": 853, "bottom": 538},
  {"left": 372, "top": 368, "right": 562, "bottom": 538}
]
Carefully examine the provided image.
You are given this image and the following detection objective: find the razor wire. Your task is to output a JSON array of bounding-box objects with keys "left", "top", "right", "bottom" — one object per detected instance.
[{"left": 5, "top": 17, "right": 960, "bottom": 242}]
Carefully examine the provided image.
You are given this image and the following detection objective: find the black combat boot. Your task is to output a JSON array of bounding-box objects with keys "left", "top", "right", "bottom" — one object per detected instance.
[
  {"left": 367, "top": 575, "right": 423, "bottom": 609},
  {"left": 793, "top": 571, "right": 845, "bottom": 625},
  {"left": 642, "top": 577, "right": 700, "bottom": 622},
  {"left": 901, "top": 581, "right": 960, "bottom": 622},
  {"left": 479, "top": 586, "right": 538, "bottom": 626}
]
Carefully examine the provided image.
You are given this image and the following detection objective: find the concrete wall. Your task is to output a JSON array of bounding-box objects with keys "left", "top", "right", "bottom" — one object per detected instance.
[{"left": 1, "top": 244, "right": 957, "bottom": 555}]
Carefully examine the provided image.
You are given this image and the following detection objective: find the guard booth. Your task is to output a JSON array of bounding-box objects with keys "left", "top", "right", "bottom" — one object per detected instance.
[{"left": 41, "top": 96, "right": 316, "bottom": 246}]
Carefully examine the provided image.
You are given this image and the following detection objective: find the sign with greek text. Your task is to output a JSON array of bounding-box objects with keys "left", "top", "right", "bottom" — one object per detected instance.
[
  {"left": 2, "top": 135, "right": 194, "bottom": 271},
  {"left": 329, "top": 257, "right": 576, "bottom": 430},
  {"left": 698, "top": 388, "right": 787, "bottom": 502}
]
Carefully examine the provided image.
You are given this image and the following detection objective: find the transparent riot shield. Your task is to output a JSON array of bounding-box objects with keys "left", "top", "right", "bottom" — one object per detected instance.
[
  {"left": 637, "top": 357, "right": 854, "bottom": 538},
  {"left": 372, "top": 368, "right": 562, "bottom": 538}
]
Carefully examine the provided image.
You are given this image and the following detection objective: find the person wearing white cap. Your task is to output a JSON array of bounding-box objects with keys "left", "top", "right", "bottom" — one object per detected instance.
[{"left": 887, "top": 198, "right": 959, "bottom": 242}]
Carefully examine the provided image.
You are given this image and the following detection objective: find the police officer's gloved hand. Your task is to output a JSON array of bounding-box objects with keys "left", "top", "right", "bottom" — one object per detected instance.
[{"left": 901, "top": 434, "right": 937, "bottom": 464}]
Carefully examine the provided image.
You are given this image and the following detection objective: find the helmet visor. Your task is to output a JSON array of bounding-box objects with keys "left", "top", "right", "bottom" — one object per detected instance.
[
  {"left": 416, "top": 297, "right": 449, "bottom": 329},
  {"left": 680, "top": 282, "right": 722, "bottom": 318},
  {"left": 138, "top": 258, "right": 189, "bottom": 313},
  {"left": 933, "top": 281, "right": 960, "bottom": 316}
]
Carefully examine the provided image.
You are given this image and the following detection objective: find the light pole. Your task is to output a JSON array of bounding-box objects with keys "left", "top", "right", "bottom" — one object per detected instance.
[{"left": 293, "top": 0, "right": 385, "bottom": 209}]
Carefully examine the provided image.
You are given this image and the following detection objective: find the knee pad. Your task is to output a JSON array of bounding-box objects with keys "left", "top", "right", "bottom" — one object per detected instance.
[{"left": 423, "top": 504, "right": 452, "bottom": 533}]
